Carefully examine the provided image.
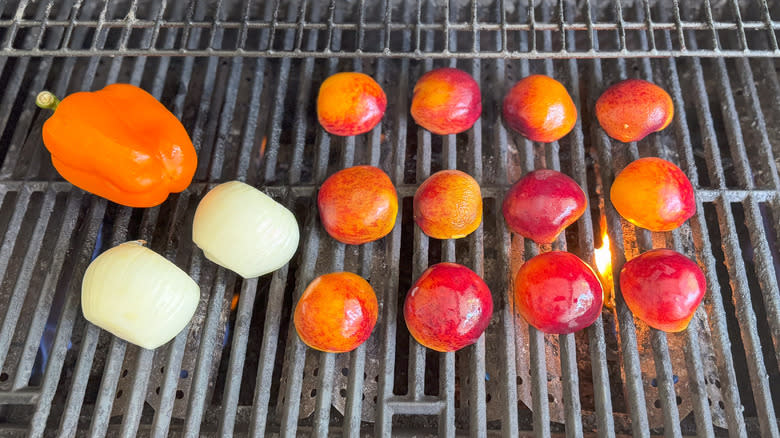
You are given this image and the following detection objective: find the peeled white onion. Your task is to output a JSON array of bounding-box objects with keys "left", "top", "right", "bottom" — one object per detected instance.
[
  {"left": 81, "top": 241, "right": 200, "bottom": 350},
  {"left": 192, "top": 181, "right": 300, "bottom": 278}
]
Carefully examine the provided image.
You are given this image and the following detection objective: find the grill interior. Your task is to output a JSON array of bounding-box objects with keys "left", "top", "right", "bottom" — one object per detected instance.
[{"left": 0, "top": 0, "right": 779, "bottom": 436}]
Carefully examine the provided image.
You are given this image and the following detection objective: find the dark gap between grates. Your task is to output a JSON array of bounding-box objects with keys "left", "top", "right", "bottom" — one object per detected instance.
[
  {"left": 702, "top": 201, "right": 758, "bottom": 419},
  {"left": 730, "top": 201, "right": 780, "bottom": 398}
]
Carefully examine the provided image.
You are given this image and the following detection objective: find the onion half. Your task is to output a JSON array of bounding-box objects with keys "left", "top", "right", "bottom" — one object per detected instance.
[
  {"left": 192, "top": 181, "right": 300, "bottom": 278},
  {"left": 81, "top": 241, "right": 200, "bottom": 349}
]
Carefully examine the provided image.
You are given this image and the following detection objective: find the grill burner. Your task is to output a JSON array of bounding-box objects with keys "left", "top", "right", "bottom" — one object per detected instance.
[{"left": 0, "top": 0, "right": 779, "bottom": 436}]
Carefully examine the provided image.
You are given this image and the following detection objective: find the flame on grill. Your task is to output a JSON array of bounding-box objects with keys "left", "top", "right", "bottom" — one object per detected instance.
[{"left": 594, "top": 217, "right": 615, "bottom": 309}]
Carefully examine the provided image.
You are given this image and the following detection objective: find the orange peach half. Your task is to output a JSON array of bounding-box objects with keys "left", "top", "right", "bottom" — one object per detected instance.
[
  {"left": 413, "top": 170, "right": 482, "bottom": 240},
  {"left": 411, "top": 68, "right": 482, "bottom": 135},
  {"left": 318, "top": 165, "right": 398, "bottom": 245},
  {"left": 317, "top": 72, "right": 387, "bottom": 136},
  {"left": 595, "top": 79, "right": 674, "bottom": 143}
]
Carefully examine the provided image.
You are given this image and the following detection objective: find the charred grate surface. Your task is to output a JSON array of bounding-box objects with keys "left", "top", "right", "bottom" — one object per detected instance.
[
  {"left": 0, "top": 0, "right": 779, "bottom": 436},
  {"left": 0, "top": 0, "right": 779, "bottom": 58}
]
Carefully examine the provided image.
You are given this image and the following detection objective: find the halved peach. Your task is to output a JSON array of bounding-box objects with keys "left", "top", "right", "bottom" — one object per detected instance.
[
  {"left": 411, "top": 68, "right": 481, "bottom": 135},
  {"left": 413, "top": 170, "right": 482, "bottom": 239},
  {"left": 318, "top": 165, "right": 398, "bottom": 245},
  {"left": 294, "top": 272, "right": 378, "bottom": 353},
  {"left": 317, "top": 72, "right": 386, "bottom": 136},
  {"left": 610, "top": 157, "right": 695, "bottom": 232},
  {"left": 595, "top": 79, "right": 673, "bottom": 143},
  {"left": 502, "top": 75, "right": 577, "bottom": 143}
]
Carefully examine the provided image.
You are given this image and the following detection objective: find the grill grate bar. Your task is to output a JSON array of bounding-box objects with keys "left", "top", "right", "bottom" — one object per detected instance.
[
  {"left": 587, "top": 47, "right": 651, "bottom": 438},
  {"left": 313, "top": 344, "right": 337, "bottom": 436},
  {"left": 117, "top": 0, "right": 140, "bottom": 52},
  {"left": 704, "top": 41, "right": 780, "bottom": 438},
  {"left": 733, "top": 61, "right": 780, "bottom": 190},
  {"left": 711, "top": 59, "right": 780, "bottom": 438},
  {"left": 0, "top": 188, "right": 56, "bottom": 375},
  {"left": 6, "top": 47, "right": 780, "bottom": 58},
  {"left": 152, "top": 256, "right": 202, "bottom": 438},
  {"left": 357, "top": 0, "right": 366, "bottom": 51},
  {"left": 183, "top": 268, "right": 228, "bottom": 436},
  {"left": 261, "top": 1, "right": 298, "bottom": 184},
  {"left": 760, "top": 0, "right": 779, "bottom": 51},
  {"left": 649, "top": 331, "right": 682, "bottom": 437},
  {"left": 0, "top": 0, "right": 76, "bottom": 380},
  {"left": 492, "top": 2, "right": 520, "bottom": 436},
  {"left": 10, "top": 190, "right": 80, "bottom": 389},
  {"left": 246, "top": 265, "right": 288, "bottom": 437},
  {"left": 408, "top": 0, "right": 433, "bottom": 409},
  {"left": 207, "top": 43, "right": 254, "bottom": 438},
  {"left": 275, "top": 10, "right": 338, "bottom": 435},
  {"left": 277, "top": 206, "right": 317, "bottom": 436},
  {"left": 3, "top": 17, "right": 780, "bottom": 33},
  {"left": 686, "top": 18, "right": 780, "bottom": 436},
  {"left": 88, "top": 0, "right": 112, "bottom": 52},
  {"left": 728, "top": 0, "right": 749, "bottom": 51},
  {"left": 568, "top": 4, "right": 615, "bottom": 436},
  {"left": 89, "top": 339, "right": 128, "bottom": 436},
  {"left": 147, "top": 0, "right": 167, "bottom": 51},
  {"left": 146, "top": 14, "right": 203, "bottom": 436},
  {"left": 324, "top": 0, "right": 335, "bottom": 56},
  {"left": 81, "top": 30, "right": 166, "bottom": 438},
  {"left": 207, "top": 0, "right": 225, "bottom": 51},
  {"left": 342, "top": 245, "right": 374, "bottom": 437},
  {"left": 715, "top": 195, "right": 779, "bottom": 438},
  {"left": 287, "top": 3, "right": 323, "bottom": 185},
  {"left": 293, "top": 0, "right": 306, "bottom": 52},
  {"left": 466, "top": 34, "right": 488, "bottom": 438},
  {"left": 81, "top": 10, "right": 177, "bottom": 438},
  {"left": 0, "top": 0, "right": 53, "bottom": 179},
  {"left": 340, "top": 50, "right": 387, "bottom": 438},
  {"left": 672, "top": 0, "right": 686, "bottom": 50},
  {"left": 0, "top": 181, "right": 773, "bottom": 203},
  {"left": 35, "top": 10, "right": 118, "bottom": 431},
  {"left": 660, "top": 33, "right": 716, "bottom": 438},
  {"left": 31, "top": 0, "right": 53, "bottom": 51},
  {"left": 512, "top": 18, "right": 553, "bottom": 437},
  {"left": 1, "top": 0, "right": 29, "bottom": 50},
  {"left": 656, "top": 9, "right": 717, "bottom": 436},
  {"left": 0, "top": 59, "right": 55, "bottom": 398},
  {"left": 59, "top": 0, "right": 84, "bottom": 51},
  {"left": 703, "top": 0, "right": 720, "bottom": 51},
  {"left": 630, "top": 8, "right": 686, "bottom": 435},
  {"left": 313, "top": 238, "right": 346, "bottom": 435},
  {"left": 29, "top": 199, "right": 108, "bottom": 438},
  {"left": 375, "top": 2, "right": 413, "bottom": 431},
  {"left": 540, "top": 5, "right": 585, "bottom": 436},
  {"left": 615, "top": 1, "right": 627, "bottom": 52},
  {"left": 643, "top": 0, "right": 656, "bottom": 52},
  {"left": 564, "top": 2, "right": 615, "bottom": 434},
  {"left": 119, "top": 349, "right": 155, "bottom": 438},
  {"left": 266, "top": 0, "right": 282, "bottom": 53},
  {"left": 279, "top": 4, "right": 335, "bottom": 438},
  {"left": 683, "top": 35, "right": 750, "bottom": 437}
]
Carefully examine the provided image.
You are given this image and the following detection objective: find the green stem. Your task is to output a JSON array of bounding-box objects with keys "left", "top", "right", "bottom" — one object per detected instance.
[{"left": 36, "top": 91, "right": 60, "bottom": 111}]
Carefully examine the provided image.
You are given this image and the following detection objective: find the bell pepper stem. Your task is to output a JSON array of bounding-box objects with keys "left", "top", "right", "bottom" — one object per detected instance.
[{"left": 36, "top": 91, "right": 60, "bottom": 111}]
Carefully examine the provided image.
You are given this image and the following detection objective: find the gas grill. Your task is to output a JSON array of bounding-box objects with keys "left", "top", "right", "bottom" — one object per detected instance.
[{"left": 0, "top": 0, "right": 779, "bottom": 436}]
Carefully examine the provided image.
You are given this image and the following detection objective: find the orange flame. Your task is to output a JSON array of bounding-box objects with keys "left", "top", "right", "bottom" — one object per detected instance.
[
  {"left": 594, "top": 218, "right": 615, "bottom": 309},
  {"left": 258, "top": 136, "right": 268, "bottom": 160},
  {"left": 594, "top": 231, "right": 612, "bottom": 279}
]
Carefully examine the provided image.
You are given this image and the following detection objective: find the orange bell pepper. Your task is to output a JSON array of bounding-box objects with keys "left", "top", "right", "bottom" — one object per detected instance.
[{"left": 35, "top": 83, "right": 197, "bottom": 208}]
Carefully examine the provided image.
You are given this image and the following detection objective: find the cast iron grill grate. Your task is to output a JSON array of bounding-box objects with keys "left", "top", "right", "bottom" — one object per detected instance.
[
  {"left": 0, "top": 0, "right": 780, "bottom": 58},
  {"left": 0, "top": 0, "right": 779, "bottom": 436}
]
